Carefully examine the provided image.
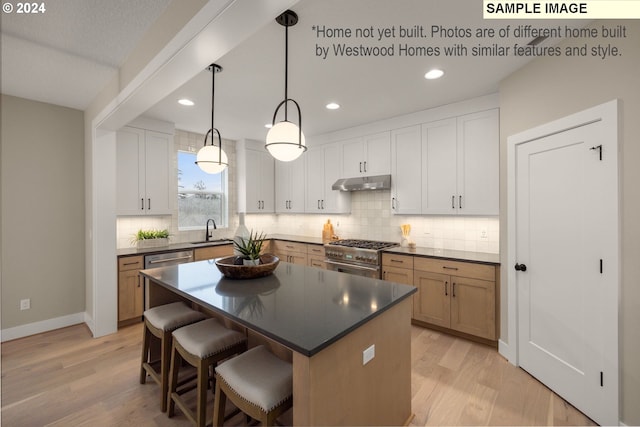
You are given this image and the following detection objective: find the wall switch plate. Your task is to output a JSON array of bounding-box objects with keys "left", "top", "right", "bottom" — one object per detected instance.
[
  {"left": 20, "top": 299, "right": 30, "bottom": 310},
  {"left": 363, "top": 344, "right": 375, "bottom": 365}
]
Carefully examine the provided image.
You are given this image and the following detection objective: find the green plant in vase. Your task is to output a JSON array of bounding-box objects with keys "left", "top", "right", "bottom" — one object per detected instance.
[
  {"left": 131, "top": 228, "right": 170, "bottom": 247},
  {"left": 233, "top": 230, "right": 266, "bottom": 265}
]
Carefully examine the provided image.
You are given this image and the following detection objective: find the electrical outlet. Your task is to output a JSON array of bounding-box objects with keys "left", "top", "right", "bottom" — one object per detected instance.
[
  {"left": 363, "top": 344, "right": 375, "bottom": 365},
  {"left": 20, "top": 299, "right": 30, "bottom": 310},
  {"left": 479, "top": 228, "right": 488, "bottom": 240}
]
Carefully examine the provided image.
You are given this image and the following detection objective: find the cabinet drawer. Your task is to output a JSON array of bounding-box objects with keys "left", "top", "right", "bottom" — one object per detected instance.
[
  {"left": 194, "top": 245, "right": 232, "bottom": 261},
  {"left": 118, "top": 255, "right": 144, "bottom": 272},
  {"left": 382, "top": 253, "right": 414, "bottom": 269},
  {"left": 272, "top": 240, "right": 307, "bottom": 254},
  {"left": 307, "top": 244, "right": 325, "bottom": 257},
  {"left": 414, "top": 257, "right": 495, "bottom": 281}
]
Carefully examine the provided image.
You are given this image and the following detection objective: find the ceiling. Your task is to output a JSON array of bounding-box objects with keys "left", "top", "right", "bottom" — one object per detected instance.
[
  {"left": 1, "top": 0, "right": 582, "bottom": 142},
  {"left": 0, "top": 0, "right": 172, "bottom": 109}
]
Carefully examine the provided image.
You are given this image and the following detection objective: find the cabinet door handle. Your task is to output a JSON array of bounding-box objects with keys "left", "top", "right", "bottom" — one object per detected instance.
[
  {"left": 442, "top": 266, "right": 459, "bottom": 271},
  {"left": 452, "top": 195, "right": 455, "bottom": 209},
  {"left": 359, "top": 162, "right": 362, "bottom": 173},
  {"left": 452, "top": 282, "right": 456, "bottom": 298},
  {"left": 444, "top": 281, "right": 448, "bottom": 296},
  {"left": 148, "top": 198, "right": 151, "bottom": 210},
  {"left": 318, "top": 200, "right": 321, "bottom": 210},
  {"left": 392, "top": 198, "right": 396, "bottom": 209},
  {"left": 321, "top": 200, "right": 324, "bottom": 209},
  {"left": 459, "top": 195, "right": 462, "bottom": 209},
  {"left": 364, "top": 161, "right": 367, "bottom": 172},
  {"left": 391, "top": 259, "right": 403, "bottom": 263},
  {"left": 141, "top": 198, "right": 145, "bottom": 210}
]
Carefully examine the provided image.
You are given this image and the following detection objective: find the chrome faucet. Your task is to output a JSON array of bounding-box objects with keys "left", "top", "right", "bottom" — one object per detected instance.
[{"left": 206, "top": 219, "right": 217, "bottom": 242}]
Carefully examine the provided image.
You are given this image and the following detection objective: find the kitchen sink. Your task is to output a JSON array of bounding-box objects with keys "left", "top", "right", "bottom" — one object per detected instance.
[{"left": 190, "top": 238, "right": 233, "bottom": 245}]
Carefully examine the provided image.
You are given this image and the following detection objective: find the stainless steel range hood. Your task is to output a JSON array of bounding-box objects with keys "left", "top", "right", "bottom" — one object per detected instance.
[{"left": 332, "top": 175, "right": 391, "bottom": 191}]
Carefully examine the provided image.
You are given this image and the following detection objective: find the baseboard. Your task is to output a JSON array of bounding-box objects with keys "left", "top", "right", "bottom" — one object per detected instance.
[
  {"left": 84, "top": 311, "right": 95, "bottom": 336},
  {"left": 498, "top": 339, "right": 517, "bottom": 365},
  {"left": 0, "top": 312, "right": 85, "bottom": 342}
]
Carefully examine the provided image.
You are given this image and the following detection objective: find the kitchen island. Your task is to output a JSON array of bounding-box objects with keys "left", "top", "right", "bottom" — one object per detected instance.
[{"left": 140, "top": 260, "right": 416, "bottom": 426}]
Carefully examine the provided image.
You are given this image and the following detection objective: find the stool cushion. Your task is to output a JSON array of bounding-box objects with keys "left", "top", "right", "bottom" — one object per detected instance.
[
  {"left": 144, "top": 302, "right": 206, "bottom": 332},
  {"left": 215, "top": 345, "right": 292, "bottom": 413},
  {"left": 172, "top": 318, "right": 246, "bottom": 359}
]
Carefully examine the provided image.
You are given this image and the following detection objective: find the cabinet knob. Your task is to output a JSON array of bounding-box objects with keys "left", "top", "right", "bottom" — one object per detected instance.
[{"left": 515, "top": 263, "right": 527, "bottom": 272}]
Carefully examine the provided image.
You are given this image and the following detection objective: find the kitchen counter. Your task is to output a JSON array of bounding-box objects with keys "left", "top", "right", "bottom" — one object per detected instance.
[
  {"left": 384, "top": 246, "right": 500, "bottom": 265},
  {"left": 141, "top": 260, "right": 416, "bottom": 425},
  {"left": 116, "top": 239, "right": 233, "bottom": 257}
]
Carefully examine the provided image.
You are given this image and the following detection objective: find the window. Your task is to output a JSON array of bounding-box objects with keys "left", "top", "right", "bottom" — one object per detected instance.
[{"left": 177, "top": 151, "right": 227, "bottom": 229}]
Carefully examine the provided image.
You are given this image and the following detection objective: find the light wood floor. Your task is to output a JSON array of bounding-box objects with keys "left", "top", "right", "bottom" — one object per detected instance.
[{"left": 0, "top": 322, "right": 596, "bottom": 426}]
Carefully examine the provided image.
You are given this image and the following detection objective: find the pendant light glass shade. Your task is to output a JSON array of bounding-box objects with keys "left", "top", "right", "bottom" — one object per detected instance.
[
  {"left": 265, "top": 10, "right": 306, "bottom": 162},
  {"left": 266, "top": 121, "right": 306, "bottom": 161},
  {"left": 195, "top": 64, "right": 228, "bottom": 174},
  {"left": 196, "top": 144, "right": 228, "bottom": 174}
]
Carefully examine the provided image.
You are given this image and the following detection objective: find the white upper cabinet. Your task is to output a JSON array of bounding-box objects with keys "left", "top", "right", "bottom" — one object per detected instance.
[
  {"left": 237, "top": 140, "right": 274, "bottom": 214},
  {"left": 456, "top": 109, "right": 499, "bottom": 215},
  {"left": 421, "top": 118, "right": 458, "bottom": 214},
  {"left": 116, "top": 126, "right": 172, "bottom": 216},
  {"left": 305, "top": 143, "right": 351, "bottom": 214},
  {"left": 391, "top": 125, "right": 422, "bottom": 214},
  {"left": 275, "top": 156, "right": 305, "bottom": 213},
  {"left": 420, "top": 110, "right": 499, "bottom": 215},
  {"left": 341, "top": 132, "right": 391, "bottom": 178}
]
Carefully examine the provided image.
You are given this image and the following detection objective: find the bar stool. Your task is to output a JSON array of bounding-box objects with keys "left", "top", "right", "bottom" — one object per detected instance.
[
  {"left": 212, "top": 345, "right": 293, "bottom": 427},
  {"left": 167, "top": 318, "right": 247, "bottom": 427},
  {"left": 140, "top": 301, "right": 207, "bottom": 412}
]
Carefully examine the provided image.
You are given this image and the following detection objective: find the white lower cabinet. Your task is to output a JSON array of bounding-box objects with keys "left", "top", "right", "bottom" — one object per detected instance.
[{"left": 116, "top": 126, "right": 173, "bottom": 216}]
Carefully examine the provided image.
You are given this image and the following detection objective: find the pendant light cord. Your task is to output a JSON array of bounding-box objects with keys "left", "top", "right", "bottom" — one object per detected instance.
[{"left": 284, "top": 21, "right": 289, "bottom": 121}]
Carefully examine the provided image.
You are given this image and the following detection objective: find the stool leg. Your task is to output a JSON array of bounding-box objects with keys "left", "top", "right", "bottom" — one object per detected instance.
[
  {"left": 160, "top": 330, "right": 172, "bottom": 412},
  {"left": 196, "top": 359, "right": 208, "bottom": 427},
  {"left": 139, "top": 323, "right": 150, "bottom": 384},
  {"left": 167, "top": 342, "right": 181, "bottom": 418},
  {"left": 212, "top": 378, "right": 227, "bottom": 427}
]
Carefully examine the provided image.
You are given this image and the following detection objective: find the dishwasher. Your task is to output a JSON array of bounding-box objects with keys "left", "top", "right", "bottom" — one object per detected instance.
[{"left": 143, "top": 250, "right": 193, "bottom": 309}]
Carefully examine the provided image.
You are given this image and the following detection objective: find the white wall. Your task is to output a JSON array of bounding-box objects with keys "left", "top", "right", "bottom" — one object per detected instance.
[{"left": 499, "top": 19, "right": 640, "bottom": 426}]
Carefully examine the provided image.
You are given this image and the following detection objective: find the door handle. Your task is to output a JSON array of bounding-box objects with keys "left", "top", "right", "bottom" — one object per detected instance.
[
  {"left": 141, "top": 198, "right": 145, "bottom": 210},
  {"left": 148, "top": 198, "right": 151, "bottom": 210},
  {"left": 452, "top": 282, "right": 456, "bottom": 297},
  {"left": 452, "top": 195, "right": 455, "bottom": 209},
  {"left": 364, "top": 161, "right": 367, "bottom": 172},
  {"left": 515, "top": 263, "right": 527, "bottom": 272},
  {"left": 359, "top": 162, "right": 363, "bottom": 173},
  {"left": 444, "top": 281, "right": 448, "bottom": 296}
]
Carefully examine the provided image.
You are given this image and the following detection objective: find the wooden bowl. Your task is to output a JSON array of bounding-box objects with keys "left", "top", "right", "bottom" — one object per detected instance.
[{"left": 215, "top": 254, "right": 280, "bottom": 279}]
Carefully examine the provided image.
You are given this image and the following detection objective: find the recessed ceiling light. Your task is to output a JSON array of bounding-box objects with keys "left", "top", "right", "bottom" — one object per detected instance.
[
  {"left": 326, "top": 102, "right": 340, "bottom": 110},
  {"left": 424, "top": 69, "right": 444, "bottom": 80},
  {"left": 178, "top": 98, "right": 194, "bottom": 106}
]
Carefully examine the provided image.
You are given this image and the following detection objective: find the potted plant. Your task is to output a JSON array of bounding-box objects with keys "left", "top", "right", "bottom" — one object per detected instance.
[
  {"left": 234, "top": 230, "right": 266, "bottom": 265},
  {"left": 131, "top": 229, "right": 170, "bottom": 248}
]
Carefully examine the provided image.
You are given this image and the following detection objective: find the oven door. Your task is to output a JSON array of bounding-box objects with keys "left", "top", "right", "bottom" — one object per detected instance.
[{"left": 325, "top": 259, "right": 380, "bottom": 279}]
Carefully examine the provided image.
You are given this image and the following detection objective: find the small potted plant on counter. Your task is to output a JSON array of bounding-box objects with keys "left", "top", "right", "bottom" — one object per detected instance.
[
  {"left": 131, "top": 229, "right": 170, "bottom": 248},
  {"left": 233, "top": 230, "right": 266, "bottom": 265}
]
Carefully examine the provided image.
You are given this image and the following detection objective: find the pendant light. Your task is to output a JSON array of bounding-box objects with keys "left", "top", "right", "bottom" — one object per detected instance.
[
  {"left": 196, "top": 64, "right": 228, "bottom": 174},
  {"left": 265, "top": 10, "right": 306, "bottom": 162}
]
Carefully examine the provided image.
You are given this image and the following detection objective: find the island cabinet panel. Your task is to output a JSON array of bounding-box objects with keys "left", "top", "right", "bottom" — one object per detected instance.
[
  {"left": 413, "top": 257, "right": 497, "bottom": 340},
  {"left": 117, "top": 255, "right": 144, "bottom": 325},
  {"left": 293, "top": 297, "right": 412, "bottom": 426},
  {"left": 272, "top": 240, "right": 307, "bottom": 265},
  {"left": 194, "top": 244, "right": 233, "bottom": 261}
]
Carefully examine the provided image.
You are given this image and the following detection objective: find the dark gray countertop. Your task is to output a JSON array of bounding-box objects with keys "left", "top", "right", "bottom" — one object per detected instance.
[
  {"left": 117, "top": 239, "right": 233, "bottom": 257},
  {"left": 384, "top": 246, "right": 500, "bottom": 265},
  {"left": 140, "top": 260, "right": 416, "bottom": 356}
]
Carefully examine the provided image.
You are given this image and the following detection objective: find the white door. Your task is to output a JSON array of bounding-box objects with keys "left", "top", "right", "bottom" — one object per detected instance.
[{"left": 510, "top": 101, "right": 619, "bottom": 426}]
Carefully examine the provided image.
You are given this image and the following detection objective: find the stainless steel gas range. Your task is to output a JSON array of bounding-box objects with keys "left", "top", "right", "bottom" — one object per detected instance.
[{"left": 324, "top": 239, "right": 399, "bottom": 279}]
